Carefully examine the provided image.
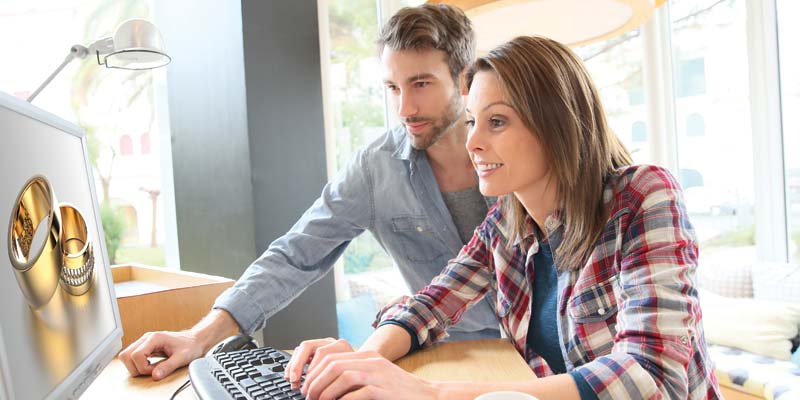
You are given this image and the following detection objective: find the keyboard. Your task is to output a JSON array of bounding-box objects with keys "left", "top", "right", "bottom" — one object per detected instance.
[{"left": 188, "top": 346, "right": 306, "bottom": 400}]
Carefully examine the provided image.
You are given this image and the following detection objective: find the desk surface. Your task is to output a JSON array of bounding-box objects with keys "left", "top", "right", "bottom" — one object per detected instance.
[{"left": 81, "top": 339, "right": 534, "bottom": 399}]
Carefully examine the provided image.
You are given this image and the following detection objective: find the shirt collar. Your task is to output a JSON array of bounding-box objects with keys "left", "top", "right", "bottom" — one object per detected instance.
[
  {"left": 513, "top": 209, "right": 564, "bottom": 247},
  {"left": 391, "top": 127, "right": 416, "bottom": 161}
]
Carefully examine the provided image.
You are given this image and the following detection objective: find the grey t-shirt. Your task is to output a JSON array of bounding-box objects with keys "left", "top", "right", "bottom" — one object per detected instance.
[{"left": 441, "top": 186, "right": 490, "bottom": 245}]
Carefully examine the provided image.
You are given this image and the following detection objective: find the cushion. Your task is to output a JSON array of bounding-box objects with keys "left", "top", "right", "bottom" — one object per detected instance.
[
  {"left": 710, "top": 344, "right": 800, "bottom": 400},
  {"left": 752, "top": 263, "right": 800, "bottom": 304},
  {"left": 696, "top": 262, "right": 753, "bottom": 298},
  {"left": 699, "top": 288, "right": 800, "bottom": 360}
]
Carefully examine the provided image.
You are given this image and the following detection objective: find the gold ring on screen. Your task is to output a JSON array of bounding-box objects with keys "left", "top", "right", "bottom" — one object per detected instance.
[
  {"left": 7, "top": 175, "right": 62, "bottom": 309},
  {"left": 58, "top": 204, "right": 95, "bottom": 296}
]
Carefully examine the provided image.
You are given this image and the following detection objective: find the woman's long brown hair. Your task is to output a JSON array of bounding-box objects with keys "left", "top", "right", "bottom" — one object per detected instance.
[{"left": 466, "top": 36, "right": 632, "bottom": 270}]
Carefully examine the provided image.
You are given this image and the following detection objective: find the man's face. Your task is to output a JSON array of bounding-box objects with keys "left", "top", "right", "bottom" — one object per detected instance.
[{"left": 381, "top": 48, "right": 464, "bottom": 150}]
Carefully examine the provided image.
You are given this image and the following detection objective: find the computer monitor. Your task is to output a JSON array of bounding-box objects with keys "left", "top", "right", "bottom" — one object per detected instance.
[{"left": 0, "top": 91, "right": 122, "bottom": 400}]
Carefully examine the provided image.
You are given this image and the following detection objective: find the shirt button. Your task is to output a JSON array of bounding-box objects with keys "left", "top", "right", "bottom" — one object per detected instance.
[
  {"left": 416, "top": 226, "right": 423, "bottom": 232},
  {"left": 680, "top": 335, "right": 689, "bottom": 345},
  {"left": 597, "top": 307, "right": 606, "bottom": 316}
]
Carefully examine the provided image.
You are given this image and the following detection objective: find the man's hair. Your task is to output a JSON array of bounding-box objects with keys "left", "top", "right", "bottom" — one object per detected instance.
[{"left": 378, "top": 4, "right": 475, "bottom": 81}]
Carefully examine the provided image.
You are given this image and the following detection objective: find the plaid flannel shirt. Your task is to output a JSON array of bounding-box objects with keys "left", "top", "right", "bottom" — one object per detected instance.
[{"left": 376, "top": 165, "right": 722, "bottom": 399}]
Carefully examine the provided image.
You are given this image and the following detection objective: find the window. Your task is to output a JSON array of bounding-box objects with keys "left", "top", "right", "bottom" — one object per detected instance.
[
  {"left": 0, "top": 1, "right": 174, "bottom": 267},
  {"left": 321, "top": 0, "right": 797, "bottom": 342},
  {"left": 576, "top": 29, "right": 653, "bottom": 164},
  {"left": 322, "top": 0, "right": 422, "bottom": 346},
  {"left": 777, "top": 0, "right": 800, "bottom": 263},
  {"left": 671, "top": 0, "right": 756, "bottom": 266},
  {"left": 686, "top": 113, "right": 705, "bottom": 137},
  {"left": 676, "top": 58, "right": 706, "bottom": 98},
  {"left": 632, "top": 120, "right": 647, "bottom": 143},
  {"left": 141, "top": 132, "right": 151, "bottom": 154},
  {"left": 120, "top": 135, "right": 134, "bottom": 155}
]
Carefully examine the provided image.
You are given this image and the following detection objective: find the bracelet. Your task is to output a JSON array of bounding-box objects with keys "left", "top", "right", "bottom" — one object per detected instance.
[
  {"left": 58, "top": 204, "right": 95, "bottom": 296},
  {"left": 7, "top": 176, "right": 62, "bottom": 309}
]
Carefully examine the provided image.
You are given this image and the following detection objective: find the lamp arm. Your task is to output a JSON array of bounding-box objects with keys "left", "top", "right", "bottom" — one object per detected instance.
[{"left": 27, "top": 44, "right": 90, "bottom": 102}]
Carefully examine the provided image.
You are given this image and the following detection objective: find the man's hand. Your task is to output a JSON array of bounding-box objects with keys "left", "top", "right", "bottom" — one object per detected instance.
[
  {"left": 285, "top": 338, "right": 355, "bottom": 390},
  {"left": 118, "top": 309, "right": 239, "bottom": 380},
  {"left": 118, "top": 330, "right": 206, "bottom": 380}
]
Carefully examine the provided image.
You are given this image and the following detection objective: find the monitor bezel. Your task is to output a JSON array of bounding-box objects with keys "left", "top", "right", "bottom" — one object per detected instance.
[{"left": 0, "top": 91, "right": 123, "bottom": 400}]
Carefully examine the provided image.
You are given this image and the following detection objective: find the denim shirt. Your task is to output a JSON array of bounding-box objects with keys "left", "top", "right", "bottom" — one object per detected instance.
[{"left": 214, "top": 125, "right": 501, "bottom": 338}]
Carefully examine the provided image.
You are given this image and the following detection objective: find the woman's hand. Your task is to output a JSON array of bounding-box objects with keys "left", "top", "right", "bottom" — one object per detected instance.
[
  {"left": 285, "top": 338, "right": 355, "bottom": 390},
  {"left": 302, "top": 351, "right": 439, "bottom": 400}
]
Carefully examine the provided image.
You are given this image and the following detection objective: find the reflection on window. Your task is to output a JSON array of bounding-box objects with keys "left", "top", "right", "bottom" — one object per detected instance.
[
  {"left": 676, "top": 58, "right": 706, "bottom": 98},
  {"left": 632, "top": 120, "right": 647, "bottom": 143},
  {"left": 680, "top": 168, "right": 704, "bottom": 189},
  {"left": 120, "top": 135, "right": 134, "bottom": 155},
  {"left": 141, "top": 132, "right": 151, "bottom": 154},
  {"left": 686, "top": 113, "right": 705, "bottom": 136}
]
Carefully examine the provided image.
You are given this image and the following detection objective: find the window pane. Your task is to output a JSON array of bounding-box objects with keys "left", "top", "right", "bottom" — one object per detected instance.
[
  {"left": 0, "top": 0, "right": 173, "bottom": 267},
  {"left": 670, "top": 0, "right": 756, "bottom": 266},
  {"left": 575, "top": 30, "right": 653, "bottom": 165},
  {"left": 776, "top": 0, "right": 800, "bottom": 263},
  {"left": 325, "top": 0, "right": 412, "bottom": 346}
]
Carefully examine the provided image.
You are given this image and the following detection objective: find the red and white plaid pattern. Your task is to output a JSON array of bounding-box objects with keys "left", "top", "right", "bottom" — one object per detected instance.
[{"left": 376, "top": 165, "right": 722, "bottom": 399}]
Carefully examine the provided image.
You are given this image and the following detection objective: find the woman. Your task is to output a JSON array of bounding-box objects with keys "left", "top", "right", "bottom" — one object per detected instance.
[{"left": 286, "top": 36, "right": 722, "bottom": 400}]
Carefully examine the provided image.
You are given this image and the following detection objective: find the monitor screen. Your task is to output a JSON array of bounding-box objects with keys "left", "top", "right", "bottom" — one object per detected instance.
[{"left": 0, "top": 92, "right": 122, "bottom": 400}]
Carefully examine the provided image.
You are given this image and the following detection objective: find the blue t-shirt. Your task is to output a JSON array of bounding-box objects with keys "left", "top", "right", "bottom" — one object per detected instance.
[{"left": 527, "top": 240, "right": 597, "bottom": 399}]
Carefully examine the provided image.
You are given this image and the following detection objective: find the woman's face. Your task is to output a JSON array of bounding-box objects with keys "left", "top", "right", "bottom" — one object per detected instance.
[{"left": 465, "top": 71, "right": 552, "bottom": 200}]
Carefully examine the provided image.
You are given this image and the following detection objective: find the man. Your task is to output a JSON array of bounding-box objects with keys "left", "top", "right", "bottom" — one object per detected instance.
[{"left": 119, "top": 3, "right": 499, "bottom": 380}]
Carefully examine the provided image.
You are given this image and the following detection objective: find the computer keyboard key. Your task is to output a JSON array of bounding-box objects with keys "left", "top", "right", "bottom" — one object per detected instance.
[
  {"left": 233, "top": 372, "right": 248, "bottom": 381},
  {"left": 240, "top": 378, "right": 258, "bottom": 388}
]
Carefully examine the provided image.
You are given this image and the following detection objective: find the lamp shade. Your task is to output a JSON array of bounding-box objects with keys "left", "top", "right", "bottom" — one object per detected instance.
[
  {"left": 429, "top": 0, "right": 666, "bottom": 51},
  {"left": 102, "top": 19, "right": 171, "bottom": 70}
]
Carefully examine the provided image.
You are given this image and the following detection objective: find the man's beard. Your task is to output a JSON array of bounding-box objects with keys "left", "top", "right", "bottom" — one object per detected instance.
[{"left": 405, "top": 91, "right": 463, "bottom": 150}]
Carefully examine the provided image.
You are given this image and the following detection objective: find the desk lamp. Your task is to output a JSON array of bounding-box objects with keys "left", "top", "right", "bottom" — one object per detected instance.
[{"left": 27, "top": 18, "right": 171, "bottom": 102}]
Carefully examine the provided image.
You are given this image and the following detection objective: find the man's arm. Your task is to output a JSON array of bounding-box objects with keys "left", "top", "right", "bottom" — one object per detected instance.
[
  {"left": 119, "top": 149, "right": 376, "bottom": 379},
  {"left": 212, "top": 148, "right": 374, "bottom": 334}
]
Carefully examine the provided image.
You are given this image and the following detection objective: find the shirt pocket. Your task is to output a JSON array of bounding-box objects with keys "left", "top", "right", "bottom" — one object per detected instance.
[
  {"left": 391, "top": 215, "right": 446, "bottom": 263},
  {"left": 568, "top": 275, "right": 619, "bottom": 323},
  {"left": 566, "top": 276, "right": 620, "bottom": 363}
]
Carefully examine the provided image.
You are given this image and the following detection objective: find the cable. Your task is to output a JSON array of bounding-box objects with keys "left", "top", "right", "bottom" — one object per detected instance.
[{"left": 170, "top": 379, "right": 191, "bottom": 400}]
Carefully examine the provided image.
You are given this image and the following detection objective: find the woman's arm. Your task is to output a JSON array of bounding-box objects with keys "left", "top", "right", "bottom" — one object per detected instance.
[
  {"left": 374, "top": 211, "right": 499, "bottom": 348},
  {"left": 570, "top": 165, "right": 703, "bottom": 399},
  {"left": 300, "top": 353, "right": 581, "bottom": 400},
  {"left": 358, "top": 324, "right": 413, "bottom": 361}
]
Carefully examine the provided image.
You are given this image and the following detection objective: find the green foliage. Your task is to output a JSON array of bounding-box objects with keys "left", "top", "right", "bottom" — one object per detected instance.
[
  {"left": 100, "top": 203, "right": 127, "bottom": 264},
  {"left": 343, "top": 235, "right": 379, "bottom": 274},
  {"left": 794, "top": 230, "right": 800, "bottom": 261},
  {"left": 328, "top": 0, "right": 379, "bottom": 67},
  {"left": 702, "top": 224, "right": 755, "bottom": 248},
  {"left": 328, "top": 0, "right": 387, "bottom": 168},
  {"left": 116, "top": 246, "right": 165, "bottom": 267}
]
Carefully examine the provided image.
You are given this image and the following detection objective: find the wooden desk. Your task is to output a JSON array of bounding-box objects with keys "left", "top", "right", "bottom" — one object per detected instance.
[{"left": 81, "top": 339, "right": 534, "bottom": 399}]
